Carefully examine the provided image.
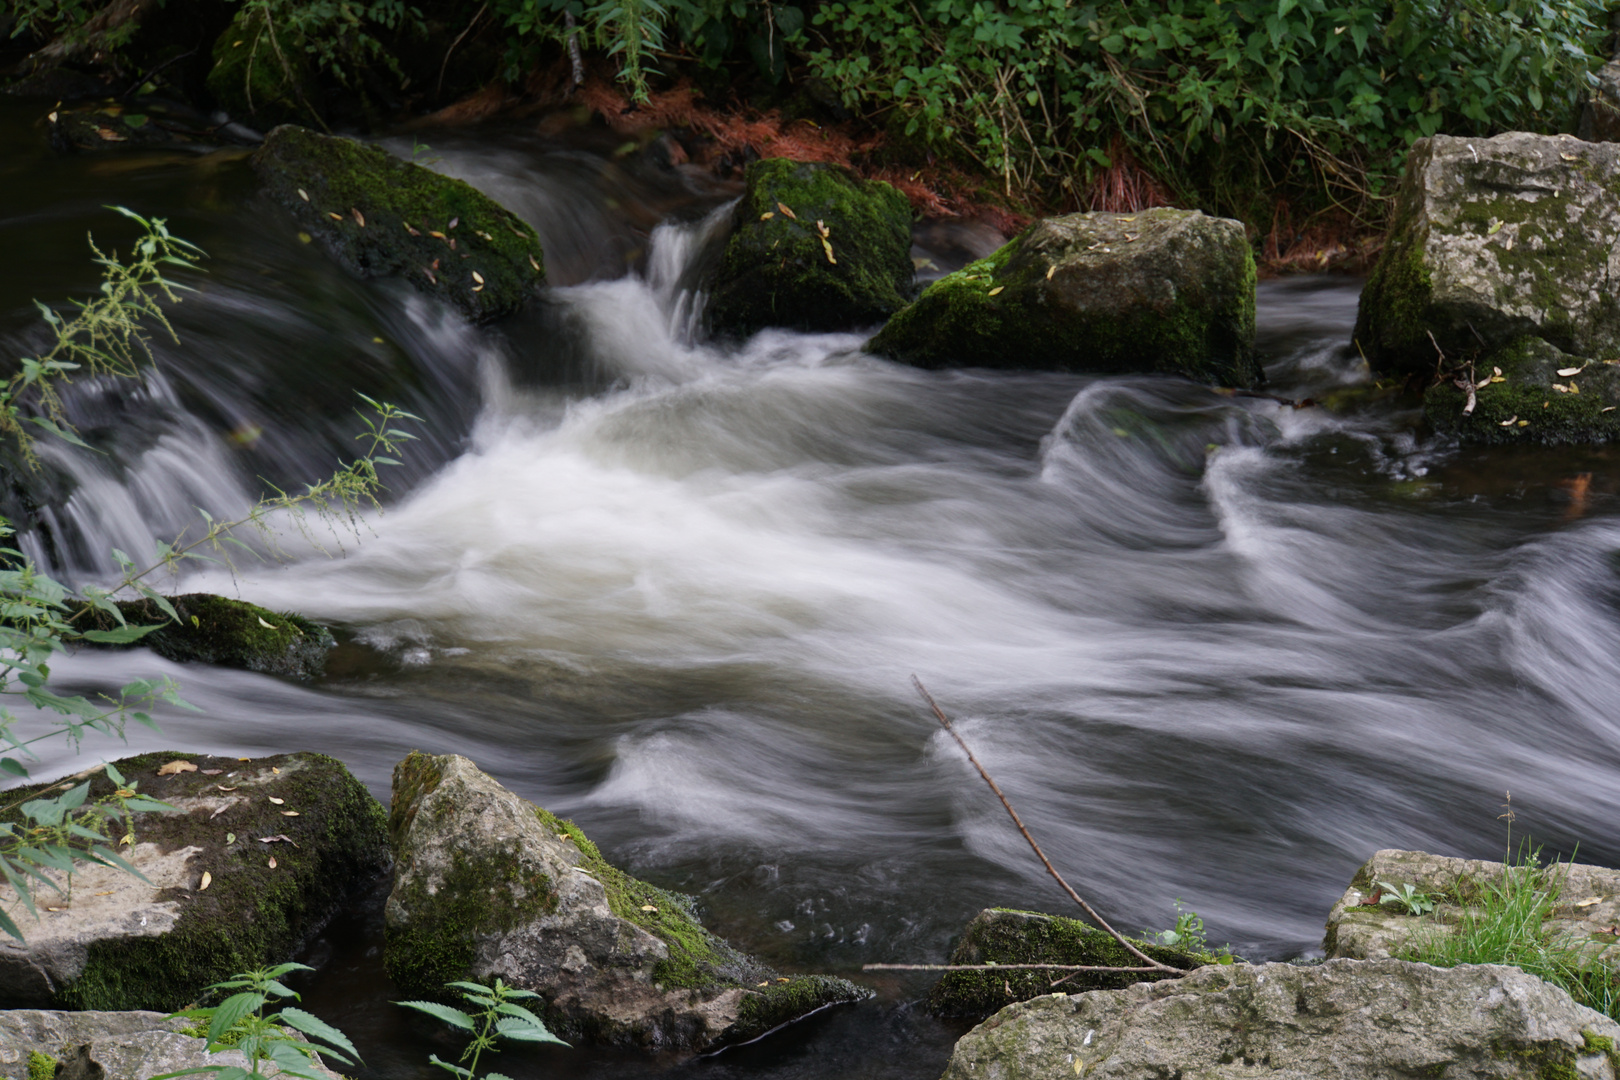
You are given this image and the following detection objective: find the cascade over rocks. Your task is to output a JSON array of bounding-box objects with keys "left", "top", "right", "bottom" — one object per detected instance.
[
  {"left": 1325, "top": 848, "right": 1620, "bottom": 964},
  {"left": 706, "top": 157, "right": 915, "bottom": 336},
  {"left": 73, "top": 593, "right": 335, "bottom": 681},
  {"left": 0, "top": 751, "right": 388, "bottom": 1012},
  {"left": 927, "top": 908, "right": 1199, "bottom": 1018},
  {"left": 383, "top": 752, "right": 871, "bottom": 1052},
  {"left": 866, "top": 208, "right": 1260, "bottom": 387},
  {"left": 1354, "top": 132, "right": 1620, "bottom": 444},
  {"left": 250, "top": 125, "right": 546, "bottom": 322},
  {"left": 940, "top": 958, "right": 1620, "bottom": 1080},
  {"left": 0, "top": 1010, "right": 340, "bottom": 1080}
]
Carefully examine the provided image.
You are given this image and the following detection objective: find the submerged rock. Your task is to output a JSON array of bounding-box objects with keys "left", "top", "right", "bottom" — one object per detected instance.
[
  {"left": 927, "top": 908, "right": 1199, "bottom": 1018},
  {"left": 206, "top": 8, "right": 320, "bottom": 130},
  {"left": 0, "top": 1010, "right": 340, "bottom": 1080},
  {"left": 0, "top": 751, "right": 388, "bottom": 1012},
  {"left": 867, "top": 208, "right": 1259, "bottom": 387},
  {"left": 250, "top": 125, "right": 546, "bottom": 322},
  {"left": 706, "top": 157, "right": 914, "bottom": 336},
  {"left": 941, "top": 958, "right": 1620, "bottom": 1080},
  {"left": 1355, "top": 133, "right": 1620, "bottom": 443},
  {"left": 74, "top": 593, "right": 335, "bottom": 681},
  {"left": 384, "top": 752, "right": 870, "bottom": 1052},
  {"left": 1324, "top": 847, "right": 1620, "bottom": 964}
]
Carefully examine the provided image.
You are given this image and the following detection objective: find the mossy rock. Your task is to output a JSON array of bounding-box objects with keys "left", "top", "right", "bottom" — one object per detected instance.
[
  {"left": 868, "top": 208, "right": 1260, "bottom": 387},
  {"left": 72, "top": 593, "right": 334, "bottom": 680},
  {"left": 0, "top": 751, "right": 389, "bottom": 1012},
  {"left": 1423, "top": 336, "right": 1620, "bottom": 445},
  {"left": 1355, "top": 133, "right": 1620, "bottom": 383},
  {"left": 46, "top": 105, "right": 200, "bottom": 155},
  {"left": 205, "top": 8, "right": 320, "bottom": 130},
  {"left": 926, "top": 907, "right": 1200, "bottom": 1018},
  {"left": 706, "top": 157, "right": 914, "bottom": 336},
  {"left": 384, "top": 752, "right": 871, "bottom": 1052},
  {"left": 250, "top": 125, "right": 546, "bottom": 322}
]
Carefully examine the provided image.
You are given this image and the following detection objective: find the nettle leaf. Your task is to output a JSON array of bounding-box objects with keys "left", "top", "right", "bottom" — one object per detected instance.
[{"left": 396, "top": 1000, "right": 477, "bottom": 1032}]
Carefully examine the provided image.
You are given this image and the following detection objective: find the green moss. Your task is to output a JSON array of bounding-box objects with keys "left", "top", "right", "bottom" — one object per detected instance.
[
  {"left": 707, "top": 157, "right": 915, "bottom": 336},
  {"left": 1352, "top": 214, "right": 1433, "bottom": 378},
  {"left": 205, "top": 9, "right": 319, "bottom": 129},
  {"left": 1492, "top": 1038, "right": 1586, "bottom": 1080},
  {"left": 383, "top": 841, "right": 558, "bottom": 997},
  {"left": 388, "top": 751, "right": 444, "bottom": 848},
  {"left": 926, "top": 908, "right": 1199, "bottom": 1018},
  {"left": 26, "top": 1051, "right": 56, "bottom": 1080},
  {"left": 869, "top": 210, "right": 1259, "bottom": 387},
  {"left": 2, "top": 750, "right": 389, "bottom": 1012},
  {"left": 1423, "top": 336, "right": 1620, "bottom": 445},
  {"left": 73, "top": 593, "right": 334, "bottom": 680},
  {"left": 250, "top": 126, "right": 545, "bottom": 323}
]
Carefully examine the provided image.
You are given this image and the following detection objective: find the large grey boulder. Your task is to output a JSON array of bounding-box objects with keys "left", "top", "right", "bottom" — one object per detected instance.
[
  {"left": 0, "top": 1010, "right": 340, "bottom": 1080},
  {"left": 0, "top": 752, "right": 388, "bottom": 1011},
  {"left": 867, "top": 208, "right": 1259, "bottom": 387},
  {"left": 251, "top": 126, "right": 546, "bottom": 323},
  {"left": 1325, "top": 848, "right": 1620, "bottom": 964},
  {"left": 927, "top": 908, "right": 1198, "bottom": 1018},
  {"left": 941, "top": 958, "right": 1620, "bottom": 1080},
  {"left": 384, "top": 752, "right": 870, "bottom": 1052},
  {"left": 1354, "top": 132, "right": 1620, "bottom": 443},
  {"left": 706, "top": 157, "right": 915, "bottom": 337}
]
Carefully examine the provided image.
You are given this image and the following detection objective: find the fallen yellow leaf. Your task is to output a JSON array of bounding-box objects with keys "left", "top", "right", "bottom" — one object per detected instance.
[
  {"left": 328, "top": 212, "right": 343, "bottom": 221},
  {"left": 988, "top": 286, "right": 1004, "bottom": 296},
  {"left": 472, "top": 271, "right": 485, "bottom": 285},
  {"left": 352, "top": 208, "right": 366, "bottom": 227},
  {"left": 297, "top": 188, "right": 309, "bottom": 202},
  {"left": 640, "top": 904, "right": 658, "bottom": 912},
  {"left": 282, "top": 810, "right": 300, "bottom": 816},
  {"left": 268, "top": 796, "right": 285, "bottom": 805},
  {"left": 271, "top": 767, "right": 280, "bottom": 774},
  {"left": 268, "top": 856, "right": 277, "bottom": 869},
  {"left": 1557, "top": 366, "right": 1587, "bottom": 377},
  {"left": 1045, "top": 265, "right": 1056, "bottom": 280},
  {"left": 1499, "top": 416, "right": 1518, "bottom": 427},
  {"left": 257, "top": 616, "right": 277, "bottom": 629},
  {"left": 94, "top": 891, "right": 114, "bottom": 896},
  {"left": 199, "top": 872, "right": 212, "bottom": 891},
  {"left": 157, "top": 760, "right": 197, "bottom": 776},
  {"left": 776, "top": 202, "right": 797, "bottom": 219},
  {"left": 760, "top": 212, "right": 775, "bottom": 220},
  {"left": 1577, "top": 896, "right": 1603, "bottom": 907}
]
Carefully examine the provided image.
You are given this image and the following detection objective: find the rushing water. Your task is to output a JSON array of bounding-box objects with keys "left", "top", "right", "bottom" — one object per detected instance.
[{"left": 6, "top": 99, "right": 1620, "bottom": 1079}]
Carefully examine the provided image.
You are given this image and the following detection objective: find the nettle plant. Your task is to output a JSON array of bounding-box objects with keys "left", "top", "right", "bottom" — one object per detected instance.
[
  {"left": 399, "top": 978, "right": 568, "bottom": 1080},
  {"left": 0, "top": 208, "right": 418, "bottom": 943}
]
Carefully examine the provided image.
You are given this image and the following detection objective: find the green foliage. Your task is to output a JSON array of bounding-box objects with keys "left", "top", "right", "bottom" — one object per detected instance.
[
  {"left": 1401, "top": 843, "right": 1620, "bottom": 1023},
  {"left": 227, "top": 0, "right": 424, "bottom": 90},
  {"left": 397, "top": 977, "right": 568, "bottom": 1080},
  {"left": 1145, "top": 901, "right": 1234, "bottom": 964},
  {"left": 26, "top": 1050, "right": 57, "bottom": 1080},
  {"left": 154, "top": 963, "right": 361, "bottom": 1080},
  {"left": 804, "top": 0, "right": 1608, "bottom": 217},
  {"left": 1376, "top": 880, "right": 1436, "bottom": 916}
]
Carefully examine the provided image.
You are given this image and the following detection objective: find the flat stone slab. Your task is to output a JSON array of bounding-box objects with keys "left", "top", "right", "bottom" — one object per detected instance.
[
  {"left": 0, "top": 1010, "right": 339, "bottom": 1080},
  {"left": 0, "top": 752, "right": 387, "bottom": 1011},
  {"left": 1325, "top": 848, "right": 1620, "bottom": 963},
  {"left": 941, "top": 958, "right": 1620, "bottom": 1080}
]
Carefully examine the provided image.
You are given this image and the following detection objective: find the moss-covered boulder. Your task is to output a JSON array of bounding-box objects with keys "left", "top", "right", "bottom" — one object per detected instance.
[
  {"left": 73, "top": 593, "right": 335, "bottom": 681},
  {"left": 868, "top": 208, "right": 1259, "bottom": 386},
  {"left": 250, "top": 126, "right": 546, "bottom": 322},
  {"left": 940, "top": 959, "right": 1620, "bottom": 1080},
  {"left": 706, "top": 158, "right": 914, "bottom": 336},
  {"left": 384, "top": 752, "right": 870, "bottom": 1052},
  {"left": 926, "top": 908, "right": 1200, "bottom": 1018},
  {"left": 1356, "top": 133, "right": 1620, "bottom": 443},
  {"left": 205, "top": 8, "right": 320, "bottom": 130},
  {"left": 0, "top": 751, "right": 389, "bottom": 1012}
]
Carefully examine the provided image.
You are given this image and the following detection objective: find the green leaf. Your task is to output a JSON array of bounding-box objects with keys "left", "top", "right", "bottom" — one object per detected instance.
[
  {"left": 207, "top": 992, "right": 267, "bottom": 1046},
  {"left": 495, "top": 1016, "right": 569, "bottom": 1044},
  {"left": 79, "top": 623, "right": 164, "bottom": 644},
  {"left": 279, "top": 1006, "right": 361, "bottom": 1062},
  {"left": 395, "top": 1000, "right": 476, "bottom": 1031}
]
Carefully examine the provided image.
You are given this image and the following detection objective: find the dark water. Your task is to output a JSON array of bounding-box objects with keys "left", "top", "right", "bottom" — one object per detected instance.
[{"left": 5, "top": 98, "right": 1620, "bottom": 1080}]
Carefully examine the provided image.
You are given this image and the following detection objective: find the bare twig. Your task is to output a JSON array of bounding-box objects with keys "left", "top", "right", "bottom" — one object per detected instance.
[
  {"left": 912, "top": 676, "right": 1179, "bottom": 974},
  {"left": 437, "top": 2, "right": 487, "bottom": 99}
]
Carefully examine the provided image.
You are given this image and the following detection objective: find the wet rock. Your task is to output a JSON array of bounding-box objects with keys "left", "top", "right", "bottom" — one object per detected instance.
[
  {"left": 250, "top": 125, "right": 546, "bottom": 322},
  {"left": 205, "top": 8, "right": 319, "bottom": 130},
  {"left": 3, "top": 67, "right": 112, "bottom": 101},
  {"left": 0, "top": 1010, "right": 340, "bottom": 1080},
  {"left": 941, "top": 958, "right": 1620, "bottom": 1080},
  {"left": 927, "top": 908, "right": 1199, "bottom": 1018},
  {"left": 867, "top": 208, "right": 1259, "bottom": 387},
  {"left": 1355, "top": 133, "right": 1620, "bottom": 443},
  {"left": 706, "top": 157, "right": 914, "bottom": 336},
  {"left": 0, "top": 751, "right": 389, "bottom": 1012},
  {"left": 73, "top": 593, "right": 335, "bottom": 681},
  {"left": 1324, "top": 847, "right": 1620, "bottom": 963},
  {"left": 384, "top": 752, "right": 871, "bottom": 1052},
  {"left": 1578, "top": 61, "right": 1620, "bottom": 143}
]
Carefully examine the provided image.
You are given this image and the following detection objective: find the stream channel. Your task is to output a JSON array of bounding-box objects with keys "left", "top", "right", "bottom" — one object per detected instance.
[{"left": 5, "top": 99, "right": 1620, "bottom": 1080}]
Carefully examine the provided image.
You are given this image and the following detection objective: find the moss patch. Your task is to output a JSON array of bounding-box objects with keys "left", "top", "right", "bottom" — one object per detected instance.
[
  {"left": 25, "top": 1051, "right": 56, "bottom": 1080},
  {"left": 1423, "top": 336, "right": 1620, "bottom": 445},
  {"left": 868, "top": 209, "right": 1259, "bottom": 387},
  {"left": 1, "top": 750, "right": 388, "bottom": 1012},
  {"left": 707, "top": 157, "right": 914, "bottom": 336},
  {"left": 250, "top": 126, "right": 545, "bottom": 322},
  {"left": 205, "top": 8, "right": 319, "bottom": 129},
  {"left": 72, "top": 593, "right": 334, "bottom": 680},
  {"left": 926, "top": 907, "right": 1200, "bottom": 1018}
]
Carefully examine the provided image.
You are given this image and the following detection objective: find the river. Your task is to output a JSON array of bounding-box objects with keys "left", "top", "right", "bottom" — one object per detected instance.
[{"left": 4, "top": 99, "right": 1620, "bottom": 1079}]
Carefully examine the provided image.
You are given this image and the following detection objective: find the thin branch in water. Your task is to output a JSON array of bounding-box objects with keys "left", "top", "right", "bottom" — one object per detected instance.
[
  {"left": 912, "top": 675, "right": 1179, "bottom": 974},
  {"left": 862, "top": 962, "right": 1173, "bottom": 974}
]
